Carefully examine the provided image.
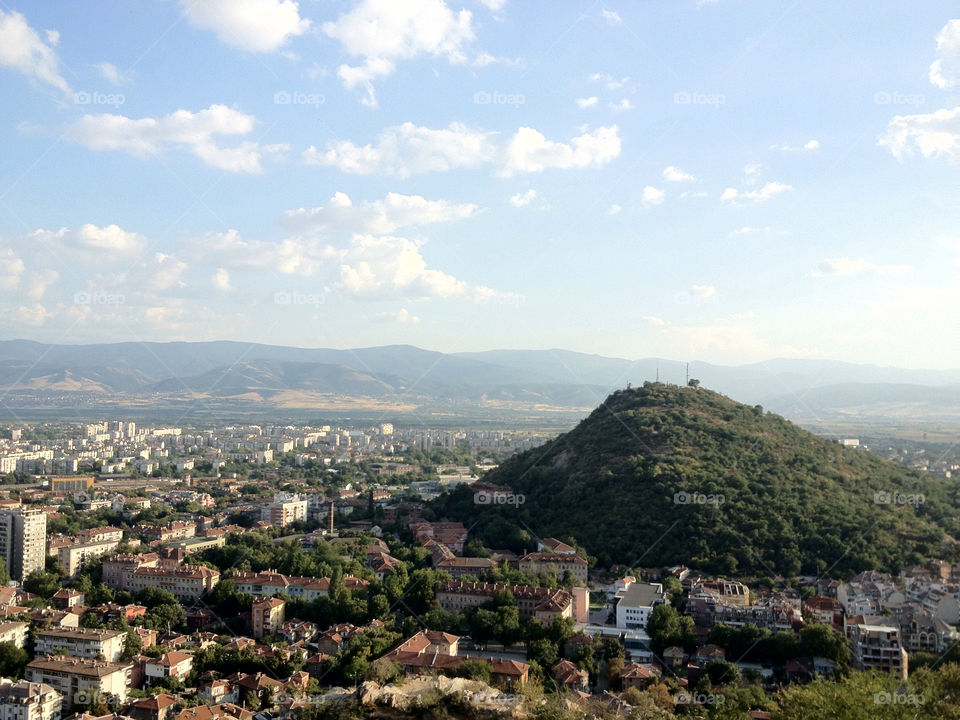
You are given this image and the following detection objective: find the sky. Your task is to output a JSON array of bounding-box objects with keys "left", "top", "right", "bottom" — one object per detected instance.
[{"left": 0, "top": 1, "right": 959, "bottom": 368}]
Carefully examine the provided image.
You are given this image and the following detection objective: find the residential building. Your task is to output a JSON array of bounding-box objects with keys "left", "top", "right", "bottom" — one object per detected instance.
[
  {"left": 229, "top": 571, "right": 368, "bottom": 601},
  {"left": 0, "top": 507, "right": 46, "bottom": 581},
  {"left": 0, "top": 679, "right": 61, "bottom": 720},
  {"left": 48, "top": 476, "right": 94, "bottom": 493},
  {"left": 102, "top": 554, "right": 159, "bottom": 591},
  {"left": 0, "top": 622, "right": 28, "bottom": 648},
  {"left": 58, "top": 539, "right": 121, "bottom": 578},
  {"left": 434, "top": 557, "right": 496, "bottom": 579},
  {"left": 436, "top": 581, "right": 574, "bottom": 623},
  {"left": 35, "top": 628, "right": 126, "bottom": 663},
  {"left": 251, "top": 597, "right": 285, "bottom": 639},
  {"left": 616, "top": 583, "right": 666, "bottom": 630},
  {"left": 848, "top": 619, "right": 908, "bottom": 679},
  {"left": 124, "top": 565, "right": 219, "bottom": 600},
  {"left": 384, "top": 631, "right": 529, "bottom": 689},
  {"left": 25, "top": 656, "right": 131, "bottom": 706},
  {"left": 518, "top": 552, "right": 588, "bottom": 585},
  {"left": 260, "top": 494, "right": 307, "bottom": 527},
  {"left": 145, "top": 652, "right": 193, "bottom": 685}
]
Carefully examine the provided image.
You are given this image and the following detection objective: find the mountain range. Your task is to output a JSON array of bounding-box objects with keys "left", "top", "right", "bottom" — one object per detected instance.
[{"left": 1, "top": 339, "right": 958, "bottom": 424}]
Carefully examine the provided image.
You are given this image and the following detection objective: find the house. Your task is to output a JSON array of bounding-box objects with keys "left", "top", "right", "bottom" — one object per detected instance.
[
  {"left": 176, "top": 704, "right": 252, "bottom": 720},
  {"left": 619, "top": 663, "right": 661, "bottom": 690},
  {"left": 615, "top": 583, "right": 665, "bottom": 629},
  {"left": 803, "top": 596, "right": 843, "bottom": 629},
  {"left": 127, "top": 694, "right": 178, "bottom": 720},
  {"left": 553, "top": 660, "right": 589, "bottom": 692},
  {"left": 662, "top": 646, "right": 685, "bottom": 668},
  {"left": 0, "top": 679, "right": 61, "bottom": 720},
  {"left": 434, "top": 557, "right": 497, "bottom": 579},
  {"left": 518, "top": 552, "right": 588, "bottom": 585},
  {"left": 538, "top": 538, "right": 576, "bottom": 554},
  {"left": 251, "top": 597, "right": 285, "bottom": 639},
  {"left": 695, "top": 645, "right": 726, "bottom": 665},
  {"left": 52, "top": 589, "right": 85, "bottom": 609},
  {"left": 145, "top": 652, "right": 193, "bottom": 685}
]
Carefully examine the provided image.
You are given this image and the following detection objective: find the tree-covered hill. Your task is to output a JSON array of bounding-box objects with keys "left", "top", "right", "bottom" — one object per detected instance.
[{"left": 432, "top": 382, "right": 960, "bottom": 576}]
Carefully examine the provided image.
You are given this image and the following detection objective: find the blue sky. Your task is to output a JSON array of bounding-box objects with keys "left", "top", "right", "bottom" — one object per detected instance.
[{"left": 1, "top": 1, "right": 958, "bottom": 368}]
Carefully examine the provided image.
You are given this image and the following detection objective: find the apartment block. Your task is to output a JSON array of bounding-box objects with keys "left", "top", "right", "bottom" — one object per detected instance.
[
  {"left": 35, "top": 627, "right": 126, "bottom": 663},
  {"left": 0, "top": 679, "right": 61, "bottom": 720},
  {"left": 26, "top": 656, "right": 131, "bottom": 707},
  {"left": 0, "top": 507, "right": 46, "bottom": 581}
]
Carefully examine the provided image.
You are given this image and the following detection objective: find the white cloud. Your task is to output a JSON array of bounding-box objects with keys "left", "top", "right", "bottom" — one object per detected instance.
[
  {"left": 95, "top": 61, "right": 126, "bottom": 85},
  {"left": 500, "top": 125, "right": 621, "bottom": 175},
  {"left": 720, "top": 181, "right": 792, "bottom": 205},
  {"left": 691, "top": 284, "right": 716, "bottom": 297},
  {"left": 879, "top": 106, "right": 960, "bottom": 162},
  {"left": 576, "top": 96, "right": 599, "bottom": 108},
  {"left": 813, "top": 257, "right": 912, "bottom": 278},
  {"left": 30, "top": 224, "right": 145, "bottom": 256},
  {"left": 588, "top": 72, "right": 628, "bottom": 90},
  {"left": 775, "top": 139, "right": 820, "bottom": 152},
  {"left": 681, "top": 191, "right": 708, "bottom": 198},
  {"left": 142, "top": 252, "right": 188, "bottom": 291},
  {"left": 26, "top": 269, "right": 58, "bottom": 300},
  {"left": 322, "top": 0, "right": 475, "bottom": 106},
  {"left": 65, "top": 104, "right": 288, "bottom": 173},
  {"left": 0, "top": 249, "right": 25, "bottom": 290},
  {"left": 284, "top": 191, "right": 480, "bottom": 234},
  {"left": 608, "top": 204, "right": 622, "bottom": 215},
  {"left": 334, "top": 234, "right": 468, "bottom": 300},
  {"left": 0, "top": 9, "right": 70, "bottom": 94},
  {"left": 196, "top": 229, "right": 328, "bottom": 276},
  {"left": 663, "top": 165, "right": 694, "bottom": 182},
  {"left": 641, "top": 186, "right": 665, "bottom": 207},
  {"left": 743, "top": 162, "right": 763, "bottom": 183},
  {"left": 643, "top": 315, "right": 666, "bottom": 326},
  {"left": 471, "top": 52, "right": 522, "bottom": 67},
  {"left": 477, "top": 0, "right": 508, "bottom": 11},
  {"left": 730, "top": 226, "right": 771, "bottom": 235},
  {"left": 212, "top": 267, "right": 232, "bottom": 291},
  {"left": 930, "top": 19, "right": 960, "bottom": 88},
  {"left": 609, "top": 98, "right": 632, "bottom": 111},
  {"left": 509, "top": 189, "right": 537, "bottom": 207},
  {"left": 306, "top": 122, "right": 621, "bottom": 178},
  {"left": 601, "top": 10, "right": 622, "bottom": 25},
  {"left": 378, "top": 308, "right": 421, "bottom": 324},
  {"left": 804, "top": 139, "right": 820, "bottom": 151},
  {"left": 303, "top": 121, "right": 497, "bottom": 177},
  {"left": 17, "top": 303, "right": 49, "bottom": 326},
  {"left": 180, "top": 0, "right": 310, "bottom": 53}
]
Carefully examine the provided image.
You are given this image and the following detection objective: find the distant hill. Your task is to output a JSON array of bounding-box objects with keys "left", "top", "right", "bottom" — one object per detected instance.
[
  {"left": 0, "top": 339, "right": 959, "bottom": 422},
  {"left": 431, "top": 383, "right": 960, "bottom": 575}
]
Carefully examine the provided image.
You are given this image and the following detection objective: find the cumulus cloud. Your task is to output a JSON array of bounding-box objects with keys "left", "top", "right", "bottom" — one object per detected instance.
[
  {"left": 377, "top": 308, "right": 421, "bottom": 324},
  {"left": 303, "top": 122, "right": 497, "bottom": 177},
  {"left": 609, "top": 98, "right": 632, "bottom": 111},
  {"left": 284, "top": 191, "right": 479, "bottom": 234},
  {"left": 663, "top": 165, "right": 694, "bottom": 182},
  {"left": 180, "top": 0, "right": 310, "bottom": 53},
  {"left": 775, "top": 139, "right": 820, "bottom": 152},
  {"left": 322, "top": 0, "right": 475, "bottom": 106},
  {"left": 30, "top": 224, "right": 145, "bottom": 256},
  {"left": 0, "top": 248, "right": 26, "bottom": 290},
  {"left": 813, "top": 257, "right": 912, "bottom": 278},
  {"left": 691, "top": 284, "right": 716, "bottom": 297},
  {"left": 26, "top": 269, "right": 58, "bottom": 300},
  {"left": 64, "top": 104, "right": 288, "bottom": 173},
  {"left": 334, "top": 234, "right": 468, "bottom": 300},
  {"left": 305, "top": 122, "right": 621, "bottom": 177},
  {"left": 500, "top": 125, "right": 621, "bottom": 175},
  {"left": 930, "top": 19, "right": 960, "bottom": 88},
  {"left": 576, "top": 96, "right": 599, "bottom": 108},
  {"left": 608, "top": 204, "right": 622, "bottom": 215},
  {"left": 195, "top": 229, "right": 328, "bottom": 276},
  {"left": 588, "top": 72, "right": 628, "bottom": 90},
  {"left": 509, "top": 189, "right": 537, "bottom": 207},
  {"left": 641, "top": 186, "right": 665, "bottom": 207},
  {"left": 17, "top": 303, "right": 49, "bottom": 326},
  {"left": 212, "top": 267, "right": 232, "bottom": 291},
  {"left": 643, "top": 315, "right": 666, "bottom": 326},
  {"left": 601, "top": 10, "right": 622, "bottom": 25},
  {"left": 878, "top": 106, "right": 960, "bottom": 162},
  {"left": 720, "top": 181, "right": 792, "bottom": 205},
  {"left": 0, "top": 9, "right": 70, "bottom": 94},
  {"left": 95, "top": 61, "right": 127, "bottom": 85}
]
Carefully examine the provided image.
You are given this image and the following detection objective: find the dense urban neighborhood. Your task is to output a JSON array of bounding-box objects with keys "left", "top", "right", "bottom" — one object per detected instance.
[{"left": 0, "top": 406, "right": 954, "bottom": 720}]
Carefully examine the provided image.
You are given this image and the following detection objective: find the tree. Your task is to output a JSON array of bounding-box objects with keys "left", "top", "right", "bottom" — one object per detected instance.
[
  {"left": 457, "top": 659, "right": 492, "bottom": 683},
  {"left": 23, "top": 570, "right": 60, "bottom": 599},
  {"left": 0, "top": 642, "right": 28, "bottom": 679}
]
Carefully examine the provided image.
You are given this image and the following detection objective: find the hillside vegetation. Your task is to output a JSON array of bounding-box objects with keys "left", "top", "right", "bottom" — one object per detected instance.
[{"left": 433, "top": 383, "right": 960, "bottom": 575}]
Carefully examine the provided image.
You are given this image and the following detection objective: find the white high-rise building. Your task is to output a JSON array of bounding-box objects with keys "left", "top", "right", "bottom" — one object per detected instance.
[{"left": 0, "top": 508, "right": 46, "bottom": 582}]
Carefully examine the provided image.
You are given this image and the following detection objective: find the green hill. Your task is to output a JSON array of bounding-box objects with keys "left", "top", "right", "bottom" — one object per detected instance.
[{"left": 432, "top": 382, "right": 960, "bottom": 576}]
